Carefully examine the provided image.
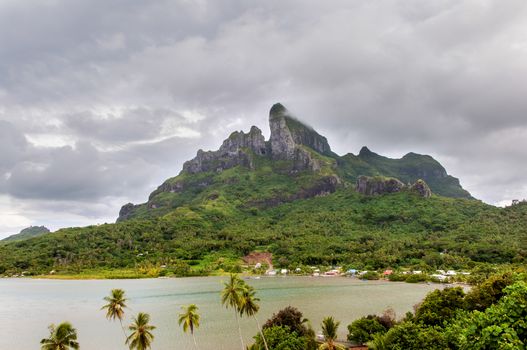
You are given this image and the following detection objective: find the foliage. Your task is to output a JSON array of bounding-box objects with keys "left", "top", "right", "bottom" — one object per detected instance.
[
  {"left": 445, "top": 281, "right": 527, "bottom": 349},
  {"left": 101, "top": 289, "right": 127, "bottom": 322},
  {"left": 263, "top": 306, "right": 310, "bottom": 337},
  {"left": 1, "top": 180, "right": 526, "bottom": 277},
  {"left": 414, "top": 287, "right": 465, "bottom": 326},
  {"left": 319, "top": 316, "right": 345, "bottom": 350},
  {"left": 464, "top": 271, "right": 517, "bottom": 311},
  {"left": 347, "top": 315, "right": 387, "bottom": 344},
  {"left": 372, "top": 321, "right": 447, "bottom": 350},
  {"left": 251, "top": 326, "right": 306, "bottom": 350},
  {"left": 126, "top": 312, "right": 155, "bottom": 350},
  {"left": 405, "top": 274, "right": 428, "bottom": 283},
  {"left": 178, "top": 304, "right": 200, "bottom": 334},
  {"left": 40, "top": 322, "right": 80, "bottom": 350},
  {"left": 361, "top": 271, "right": 380, "bottom": 280}
]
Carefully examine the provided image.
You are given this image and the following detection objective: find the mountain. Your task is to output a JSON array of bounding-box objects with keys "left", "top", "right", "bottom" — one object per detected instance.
[
  {"left": 118, "top": 103, "right": 471, "bottom": 222},
  {"left": 3, "top": 104, "right": 522, "bottom": 279},
  {"left": 2, "top": 226, "right": 50, "bottom": 243}
]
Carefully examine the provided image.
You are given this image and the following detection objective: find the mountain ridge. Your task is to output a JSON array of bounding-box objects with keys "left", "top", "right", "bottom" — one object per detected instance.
[{"left": 118, "top": 103, "right": 471, "bottom": 222}]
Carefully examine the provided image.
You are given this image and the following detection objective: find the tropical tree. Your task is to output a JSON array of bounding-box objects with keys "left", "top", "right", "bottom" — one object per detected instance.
[
  {"left": 221, "top": 273, "right": 246, "bottom": 350},
  {"left": 102, "top": 288, "right": 128, "bottom": 337},
  {"left": 178, "top": 304, "right": 201, "bottom": 349},
  {"left": 239, "top": 284, "right": 269, "bottom": 350},
  {"left": 319, "top": 317, "right": 345, "bottom": 350},
  {"left": 40, "top": 322, "right": 80, "bottom": 350},
  {"left": 126, "top": 312, "right": 155, "bottom": 350}
]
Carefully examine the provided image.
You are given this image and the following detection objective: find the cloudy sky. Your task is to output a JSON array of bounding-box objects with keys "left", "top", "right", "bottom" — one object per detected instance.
[{"left": 1, "top": 0, "right": 527, "bottom": 238}]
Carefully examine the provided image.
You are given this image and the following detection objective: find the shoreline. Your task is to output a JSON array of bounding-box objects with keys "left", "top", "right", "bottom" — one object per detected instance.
[{"left": 0, "top": 273, "right": 470, "bottom": 288}]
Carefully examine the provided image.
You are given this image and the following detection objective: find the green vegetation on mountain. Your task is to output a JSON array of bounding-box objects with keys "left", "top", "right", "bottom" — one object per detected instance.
[
  {"left": 0, "top": 103, "right": 524, "bottom": 277},
  {"left": 0, "top": 186, "right": 525, "bottom": 277},
  {"left": 1, "top": 226, "right": 50, "bottom": 243}
]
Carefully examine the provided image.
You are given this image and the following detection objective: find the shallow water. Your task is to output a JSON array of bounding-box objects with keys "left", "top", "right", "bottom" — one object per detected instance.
[{"left": 0, "top": 276, "right": 440, "bottom": 349}]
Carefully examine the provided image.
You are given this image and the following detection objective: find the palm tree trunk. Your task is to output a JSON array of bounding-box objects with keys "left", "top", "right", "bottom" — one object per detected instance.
[
  {"left": 234, "top": 310, "right": 245, "bottom": 350},
  {"left": 119, "top": 319, "right": 127, "bottom": 341},
  {"left": 253, "top": 315, "right": 269, "bottom": 350},
  {"left": 192, "top": 333, "right": 199, "bottom": 350}
]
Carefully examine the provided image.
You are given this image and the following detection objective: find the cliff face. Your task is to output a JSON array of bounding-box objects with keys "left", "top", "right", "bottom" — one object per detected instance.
[
  {"left": 181, "top": 103, "right": 333, "bottom": 175},
  {"left": 182, "top": 126, "right": 266, "bottom": 174},
  {"left": 117, "top": 103, "right": 472, "bottom": 222},
  {"left": 356, "top": 176, "right": 433, "bottom": 198},
  {"left": 356, "top": 176, "right": 405, "bottom": 196}
]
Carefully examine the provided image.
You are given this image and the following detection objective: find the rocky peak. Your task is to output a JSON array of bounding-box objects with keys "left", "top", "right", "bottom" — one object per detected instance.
[
  {"left": 182, "top": 126, "right": 266, "bottom": 174},
  {"left": 221, "top": 126, "right": 266, "bottom": 156},
  {"left": 269, "top": 103, "right": 332, "bottom": 157},
  {"left": 358, "top": 146, "right": 375, "bottom": 157}
]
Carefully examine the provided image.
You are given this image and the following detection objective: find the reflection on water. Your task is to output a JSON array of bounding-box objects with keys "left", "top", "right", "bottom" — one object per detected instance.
[{"left": 0, "top": 276, "right": 440, "bottom": 349}]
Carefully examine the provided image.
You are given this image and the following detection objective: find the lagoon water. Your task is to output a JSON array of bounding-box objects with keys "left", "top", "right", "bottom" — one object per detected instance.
[{"left": 0, "top": 276, "right": 440, "bottom": 349}]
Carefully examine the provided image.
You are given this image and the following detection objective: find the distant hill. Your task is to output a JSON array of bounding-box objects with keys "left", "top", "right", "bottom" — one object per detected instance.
[{"left": 2, "top": 226, "right": 50, "bottom": 243}]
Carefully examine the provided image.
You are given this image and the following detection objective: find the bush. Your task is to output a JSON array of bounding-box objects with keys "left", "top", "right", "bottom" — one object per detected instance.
[
  {"left": 251, "top": 326, "right": 307, "bottom": 350},
  {"left": 405, "top": 274, "right": 428, "bottom": 283},
  {"left": 362, "top": 271, "right": 380, "bottom": 280},
  {"left": 347, "top": 315, "right": 387, "bottom": 344},
  {"left": 373, "top": 321, "right": 446, "bottom": 350},
  {"left": 414, "top": 287, "right": 465, "bottom": 326},
  {"left": 263, "top": 306, "right": 309, "bottom": 337},
  {"left": 464, "top": 271, "right": 516, "bottom": 311},
  {"left": 388, "top": 273, "right": 407, "bottom": 282}
]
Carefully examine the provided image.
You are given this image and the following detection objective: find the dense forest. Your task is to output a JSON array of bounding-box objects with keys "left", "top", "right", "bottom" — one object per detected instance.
[{"left": 1, "top": 186, "right": 525, "bottom": 277}]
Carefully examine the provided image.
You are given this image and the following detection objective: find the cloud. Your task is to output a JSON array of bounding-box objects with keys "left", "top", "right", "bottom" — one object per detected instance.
[{"left": 1, "top": 0, "right": 527, "bottom": 236}]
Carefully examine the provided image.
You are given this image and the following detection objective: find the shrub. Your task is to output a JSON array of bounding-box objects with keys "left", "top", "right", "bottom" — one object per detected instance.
[
  {"left": 347, "top": 315, "right": 387, "bottom": 344},
  {"left": 362, "top": 271, "right": 380, "bottom": 280},
  {"left": 388, "top": 273, "right": 407, "bottom": 282},
  {"left": 405, "top": 274, "right": 428, "bottom": 283}
]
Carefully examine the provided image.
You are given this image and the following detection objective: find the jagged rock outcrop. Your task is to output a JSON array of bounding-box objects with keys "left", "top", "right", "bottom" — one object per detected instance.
[
  {"left": 118, "top": 203, "right": 136, "bottom": 222},
  {"left": 182, "top": 126, "right": 266, "bottom": 174},
  {"left": 356, "top": 176, "right": 405, "bottom": 196},
  {"left": 356, "top": 175, "right": 433, "bottom": 198},
  {"left": 410, "top": 179, "right": 432, "bottom": 198},
  {"left": 181, "top": 103, "right": 335, "bottom": 175},
  {"left": 268, "top": 103, "right": 333, "bottom": 172}
]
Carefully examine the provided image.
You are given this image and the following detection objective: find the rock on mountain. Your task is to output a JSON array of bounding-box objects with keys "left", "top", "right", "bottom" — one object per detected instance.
[
  {"left": 356, "top": 176, "right": 432, "bottom": 198},
  {"left": 117, "top": 103, "right": 471, "bottom": 222}
]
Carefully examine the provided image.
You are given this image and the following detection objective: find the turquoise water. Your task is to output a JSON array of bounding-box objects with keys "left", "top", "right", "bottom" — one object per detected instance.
[{"left": 0, "top": 276, "right": 440, "bottom": 349}]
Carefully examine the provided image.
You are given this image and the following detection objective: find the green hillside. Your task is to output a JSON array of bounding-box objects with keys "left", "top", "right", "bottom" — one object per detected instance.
[
  {"left": 1, "top": 178, "right": 525, "bottom": 277},
  {"left": 1, "top": 226, "right": 50, "bottom": 243}
]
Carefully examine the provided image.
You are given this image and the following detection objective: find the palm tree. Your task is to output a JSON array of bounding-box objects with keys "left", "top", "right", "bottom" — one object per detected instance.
[
  {"left": 221, "top": 273, "right": 246, "bottom": 350},
  {"left": 126, "top": 312, "right": 155, "bottom": 350},
  {"left": 178, "top": 304, "right": 201, "bottom": 349},
  {"left": 40, "top": 322, "right": 80, "bottom": 350},
  {"left": 102, "top": 288, "right": 128, "bottom": 337},
  {"left": 239, "top": 285, "right": 269, "bottom": 350},
  {"left": 319, "top": 317, "right": 345, "bottom": 350}
]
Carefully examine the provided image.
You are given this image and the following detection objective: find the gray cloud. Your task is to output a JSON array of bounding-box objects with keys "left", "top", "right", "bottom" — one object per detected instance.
[{"left": 0, "top": 0, "right": 526, "bottom": 236}]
